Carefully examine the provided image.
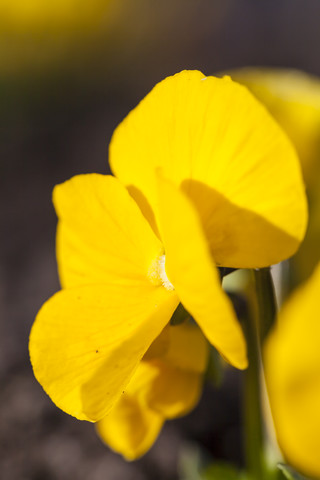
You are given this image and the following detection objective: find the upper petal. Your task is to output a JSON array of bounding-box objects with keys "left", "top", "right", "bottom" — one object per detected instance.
[
  {"left": 53, "top": 174, "right": 163, "bottom": 288},
  {"left": 156, "top": 174, "right": 247, "bottom": 370},
  {"left": 110, "top": 70, "right": 307, "bottom": 267},
  {"left": 264, "top": 263, "right": 320, "bottom": 478},
  {"left": 29, "top": 282, "right": 178, "bottom": 422}
]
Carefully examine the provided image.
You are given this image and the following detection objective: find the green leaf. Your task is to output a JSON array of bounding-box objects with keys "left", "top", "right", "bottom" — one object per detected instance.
[{"left": 277, "top": 464, "right": 309, "bottom": 480}]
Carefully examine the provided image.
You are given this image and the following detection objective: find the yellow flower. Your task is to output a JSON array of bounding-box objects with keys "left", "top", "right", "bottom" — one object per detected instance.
[
  {"left": 30, "top": 171, "right": 245, "bottom": 424},
  {"left": 29, "top": 70, "right": 307, "bottom": 450},
  {"left": 264, "top": 262, "right": 320, "bottom": 479},
  {"left": 96, "top": 322, "right": 208, "bottom": 460}
]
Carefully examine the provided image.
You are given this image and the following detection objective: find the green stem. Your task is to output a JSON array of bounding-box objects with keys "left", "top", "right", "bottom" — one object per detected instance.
[
  {"left": 254, "top": 267, "right": 277, "bottom": 342},
  {"left": 243, "top": 300, "right": 265, "bottom": 480},
  {"left": 170, "top": 302, "right": 190, "bottom": 325},
  {"left": 243, "top": 268, "right": 277, "bottom": 479}
]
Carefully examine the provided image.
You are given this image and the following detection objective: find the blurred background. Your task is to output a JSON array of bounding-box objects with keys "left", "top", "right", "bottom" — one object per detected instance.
[{"left": 2, "top": 1, "right": 320, "bottom": 478}]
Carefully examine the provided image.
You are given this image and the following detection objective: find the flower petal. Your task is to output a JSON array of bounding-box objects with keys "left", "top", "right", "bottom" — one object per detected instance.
[
  {"left": 136, "top": 323, "right": 209, "bottom": 418},
  {"left": 162, "top": 321, "right": 208, "bottom": 374},
  {"left": 96, "top": 394, "right": 164, "bottom": 461},
  {"left": 110, "top": 70, "right": 307, "bottom": 267},
  {"left": 230, "top": 67, "right": 320, "bottom": 188},
  {"left": 264, "top": 263, "right": 320, "bottom": 479},
  {"left": 53, "top": 174, "right": 163, "bottom": 288},
  {"left": 96, "top": 322, "right": 208, "bottom": 459},
  {"left": 29, "top": 282, "right": 178, "bottom": 422},
  {"left": 156, "top": 174, "right": 247, "bottom": 370}
]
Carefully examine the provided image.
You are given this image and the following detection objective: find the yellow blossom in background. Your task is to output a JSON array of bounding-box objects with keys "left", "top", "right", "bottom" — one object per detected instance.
[
  {"left": 29, "top": 71, "right": 307, "bottom": 457},
  {"left": 0, "top": 0, "right": 121, "bottom": 74},
  {"left": 0, "top": 0, "right": 107, "bottom": 32},
  {"left": 264, "top": 262, "right": 320, "bottom": 479}
]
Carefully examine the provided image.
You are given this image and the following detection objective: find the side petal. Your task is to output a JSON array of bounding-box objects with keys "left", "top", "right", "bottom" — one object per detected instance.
[
  {"left": 264, "top": 263, "right": 320, "bottom": 479},
  {"left": 29, "top": 283, "right": 178, "bottom": 422},
  {"left": 96, "top": 394, "right": 164, "bottom": 461},
  {"left": 53, "top": 174, "right": 163, "bottom": 288},
  {"left": 157, "top": 175, "right": 247, "bottom": 370},
  {"left": 110, "top": 70, "right": 307, "bottom": 265}
]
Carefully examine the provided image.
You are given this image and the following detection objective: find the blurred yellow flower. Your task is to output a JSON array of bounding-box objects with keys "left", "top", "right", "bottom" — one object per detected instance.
[
  {"left": 0, "top": 0, "right": 120, "bottom": 74},
  {"left": 264, "top": 262, "right": 320, "bottom": 479},
  {"left": 29, "top": 71, "right": 307, "bottom": 446},
  {"left": 0, "top": 0, "right": 110, "bottom": 32}
]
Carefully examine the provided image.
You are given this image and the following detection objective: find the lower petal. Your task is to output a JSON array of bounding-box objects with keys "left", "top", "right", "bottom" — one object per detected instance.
[
  {"left": 135, "top": 361, "right": 204, "bottom": 419},
  {"left": 96, "top": 394, "right": 164, "bottom": 461},
  {"left": 129, "top": 323, "right": 209, "bottom": 419},
  {"left": 29, "top": 282, "right": 178, "bottom": 422}
]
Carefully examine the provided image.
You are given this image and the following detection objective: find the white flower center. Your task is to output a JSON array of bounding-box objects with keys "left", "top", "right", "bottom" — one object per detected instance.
[{"left": 149, "top": 254, "right": 174, "bottom": 291}]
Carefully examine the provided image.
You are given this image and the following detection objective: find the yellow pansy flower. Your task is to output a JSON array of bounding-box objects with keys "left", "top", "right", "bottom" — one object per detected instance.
[
  {"left": 30, "top": 171, "right": 244, "bottom": 424},
  {"left": 97, "top": 322, "right": 208, "bottom": 460},
  {"left": 29, "top": 71, "right": 307, "bottom": 440},
  {"left": 264, "top": 262, "right": 320, "bottom": 479}
]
